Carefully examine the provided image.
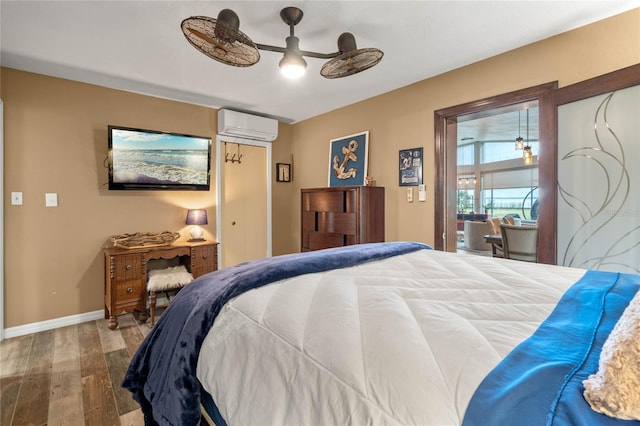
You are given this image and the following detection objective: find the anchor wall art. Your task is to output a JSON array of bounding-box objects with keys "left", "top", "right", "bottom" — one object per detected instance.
[{"left": 328, "top": 131, "right": 369, "bottom": 187}]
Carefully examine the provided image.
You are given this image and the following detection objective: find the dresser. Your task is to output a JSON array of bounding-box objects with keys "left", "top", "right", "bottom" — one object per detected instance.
[
  {"left": 103, "top": 241, "right": 218, "bottom": 329},
  {"left": 301, "top": 186, "right": 384, "bottom": 251}
]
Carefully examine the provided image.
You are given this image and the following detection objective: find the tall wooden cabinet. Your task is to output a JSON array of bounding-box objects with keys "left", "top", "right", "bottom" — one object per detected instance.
[{"left": 301, "top": 186, "right": 384, "bottom": 251}]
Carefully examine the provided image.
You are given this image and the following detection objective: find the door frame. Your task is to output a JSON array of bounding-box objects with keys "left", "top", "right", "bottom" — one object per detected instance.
[
  {"left": 434, "top": 82, "right": 557, "bottom": 263},
  {"left": 1, "top": 100, "right": 4, "bottom": 340},
  {"left": 215, "top": 135, "right": 272, "bottom": 267}
]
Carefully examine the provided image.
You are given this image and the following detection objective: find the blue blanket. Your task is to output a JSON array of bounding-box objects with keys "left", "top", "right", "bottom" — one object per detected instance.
[
  {"left": 122, "top": 241, "right": 430, "bottom": 426},
  {"left": 463, "top": 270, "right": 640, "bottom": 426}
]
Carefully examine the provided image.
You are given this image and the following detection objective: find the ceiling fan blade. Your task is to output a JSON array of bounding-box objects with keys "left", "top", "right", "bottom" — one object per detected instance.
[
  {"left": 181, "top": 15, "right": 260, "bottom": 67},
  {"left": 321, "top": 48, "right": 383, "bottom": 79}
]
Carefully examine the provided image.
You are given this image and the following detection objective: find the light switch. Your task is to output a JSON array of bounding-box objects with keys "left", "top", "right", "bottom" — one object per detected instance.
[
  {"left": 407, "top": 187, "right": 413, "bottom": 202},
  {"left": 45, "top": 193, "right": 58, "bottom": 207},
  {"left": 11, "top": 192, "right": 23, "bottom": 205},
  {"left": 418, "top": 184, "right": 426, "bottom": 202}
]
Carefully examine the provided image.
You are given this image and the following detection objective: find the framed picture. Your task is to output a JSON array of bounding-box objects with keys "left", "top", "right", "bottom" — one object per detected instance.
[
  {"left": 276, "top": 163, "right": 291, "bottom": 182},
  {"left": 328, "top": 131, "right": 369, "bottom": 187},
  {"left": 399, "top": 147, "right": 423, "bottom": 186}
]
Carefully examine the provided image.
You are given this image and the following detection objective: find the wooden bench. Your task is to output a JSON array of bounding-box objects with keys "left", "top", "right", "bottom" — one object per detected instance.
[{"left": 147, "top": 265, "right": 194, "bottom": 326}]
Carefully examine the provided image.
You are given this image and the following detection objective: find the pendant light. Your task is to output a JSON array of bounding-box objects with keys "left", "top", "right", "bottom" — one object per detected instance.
[
  {"left": 523, "top": 146, "right": 533, "bottom": 164},
  {"left": 515, "top": 110, "right": 524, "bottom": 150},
  {"left": 523, "top": 109, "right": 533, "bottom": 164}
]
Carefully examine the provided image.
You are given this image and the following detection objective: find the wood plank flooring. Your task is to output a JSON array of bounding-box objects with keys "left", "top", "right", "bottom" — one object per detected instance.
[{"left": 1, "top": 313, "right": 151, "bottom": 426}]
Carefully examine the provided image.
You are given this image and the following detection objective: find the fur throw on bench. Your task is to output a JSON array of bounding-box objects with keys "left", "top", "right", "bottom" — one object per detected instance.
[{"left": 147, "top": 265, "right": 194, "bottom": 291}]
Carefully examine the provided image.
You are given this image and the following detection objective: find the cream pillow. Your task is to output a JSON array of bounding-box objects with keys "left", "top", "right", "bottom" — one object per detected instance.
[{"left": 583, "top": 290, "right": 640, "bottom": 420}]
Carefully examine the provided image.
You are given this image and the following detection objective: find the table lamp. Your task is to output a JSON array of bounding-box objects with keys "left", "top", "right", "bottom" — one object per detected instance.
[{"left": 186, "top": 209, "right": 208, "bottom": 241}]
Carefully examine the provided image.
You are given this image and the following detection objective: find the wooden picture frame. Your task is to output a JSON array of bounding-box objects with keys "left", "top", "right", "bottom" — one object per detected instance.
[
  {"left": 328, "top": 131, "right": 369, "bottom": 187},
  {"left": 276, "top": 163, "right": 291, "bottom": 182}
]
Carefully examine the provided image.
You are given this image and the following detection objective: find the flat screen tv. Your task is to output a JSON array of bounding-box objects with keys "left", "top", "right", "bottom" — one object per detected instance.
[{"left": 108, "top": 125, "right": 211, "bottom": 191}]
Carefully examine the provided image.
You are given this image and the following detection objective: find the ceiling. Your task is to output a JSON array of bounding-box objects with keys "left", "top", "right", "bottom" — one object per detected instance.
[
  {"left": 458, "top": 103, "right": 539, "bottom": 146},
  {"left": 1, "top": 1, "right": 637, "bottom": 124}
]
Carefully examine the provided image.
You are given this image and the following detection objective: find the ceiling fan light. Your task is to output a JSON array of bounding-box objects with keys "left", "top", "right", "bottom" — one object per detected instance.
[
  {"left": 279, "top": 51, "right": 307, "bottom": 78},
  {"left": 280, "top": 60, "right": 306, "bottom": 78}
]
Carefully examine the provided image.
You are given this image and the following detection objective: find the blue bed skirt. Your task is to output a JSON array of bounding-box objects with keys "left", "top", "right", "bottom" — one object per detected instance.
[{"left": 199, "top": 382, "right": 226, "bottom": 426}]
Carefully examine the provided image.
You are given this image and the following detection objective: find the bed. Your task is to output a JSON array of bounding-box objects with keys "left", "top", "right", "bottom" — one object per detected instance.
[{"left": 122, "top": 242, "right": 640, "bottom": 425}]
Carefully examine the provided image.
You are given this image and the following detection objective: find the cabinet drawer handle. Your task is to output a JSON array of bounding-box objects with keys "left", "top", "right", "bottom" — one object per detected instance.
[
  {"left": 127, "top": 287, "right": 133, "bottom": 293},
  {"left": 125, "top": 264, "right": 132, "bottom": 271},
  {"left": 202, "top": 255, "right": 208, "bottom": 259}
]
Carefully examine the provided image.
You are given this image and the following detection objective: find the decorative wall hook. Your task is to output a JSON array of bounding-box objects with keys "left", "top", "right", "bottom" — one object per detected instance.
[{"left": 224, "top": 143, "right": 243, "bottom": 163}]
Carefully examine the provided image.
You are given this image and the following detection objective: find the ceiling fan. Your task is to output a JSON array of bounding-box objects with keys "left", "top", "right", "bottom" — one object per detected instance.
[{"left": 181, "top": 7, "right": 383, "bottom": 79}]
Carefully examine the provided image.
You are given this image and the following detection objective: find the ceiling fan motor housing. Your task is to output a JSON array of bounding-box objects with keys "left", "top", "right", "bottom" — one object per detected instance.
[
  {"left": 337, "top": 32, "right": 358, "bottom": 54},
  {"left": 215, "top": 9, "right": 241, "bottom": 42}
]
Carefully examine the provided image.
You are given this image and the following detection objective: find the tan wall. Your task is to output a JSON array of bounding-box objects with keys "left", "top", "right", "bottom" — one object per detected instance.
[
  {"left": 1, "top": 69, "right": 293, "bottom": 327},
  {"left": 271, "top": 122, "right": 296, "bottom": 254},
  {"left": 289, "top": 8, "right": 640, "bottom": 247},
  {"left": 2, "top": 9, "right": 638, "bottom": 328}
]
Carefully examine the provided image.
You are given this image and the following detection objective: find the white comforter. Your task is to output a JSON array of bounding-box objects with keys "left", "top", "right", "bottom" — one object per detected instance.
[{"left": 196, "top": 249, "right": 585, "bottom": 425}]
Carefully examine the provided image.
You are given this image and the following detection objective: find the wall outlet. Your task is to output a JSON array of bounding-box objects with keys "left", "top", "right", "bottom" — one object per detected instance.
[{"left": 11, "top": 192, "right": 23, "bottom": 205}]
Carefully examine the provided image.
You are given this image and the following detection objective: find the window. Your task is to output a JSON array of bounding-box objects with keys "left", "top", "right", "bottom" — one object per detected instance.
[
  {"left": 482, "top": 187, "right": 538, "bottom": 220},
  {"left": 456, "top": 103, "right": 539, "bottom": 218}
]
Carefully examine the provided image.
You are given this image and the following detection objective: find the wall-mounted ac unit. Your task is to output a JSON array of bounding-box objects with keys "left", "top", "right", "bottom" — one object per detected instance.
[{"left": 217, "top": 109, "right": 278, "bottom": 141}]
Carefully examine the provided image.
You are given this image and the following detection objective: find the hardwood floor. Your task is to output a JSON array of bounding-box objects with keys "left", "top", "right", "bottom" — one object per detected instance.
[{"left": 1, "top": 313, "right": 150, "bottom": 426}]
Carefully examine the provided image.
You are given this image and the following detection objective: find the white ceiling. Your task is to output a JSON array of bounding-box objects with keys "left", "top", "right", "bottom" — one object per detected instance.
[{"left": 1, "top": 1, "right": 637, "bottom": 124}]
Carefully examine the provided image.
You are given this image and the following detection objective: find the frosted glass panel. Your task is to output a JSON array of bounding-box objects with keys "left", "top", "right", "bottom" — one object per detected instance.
[{"left": 557, "top": 85, "right": 640, "bottom": 272}]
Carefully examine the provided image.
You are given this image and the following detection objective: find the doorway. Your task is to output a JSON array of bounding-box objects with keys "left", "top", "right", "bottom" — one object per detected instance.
[
  {"left": 456, "top": 103, "right": 539, "bottom": 253},
  {"left": 434, "top": 82, "right": 557, "bottom": 263},
  {"left": 216, "top": 136, "right": 272, "bottom": 268}
]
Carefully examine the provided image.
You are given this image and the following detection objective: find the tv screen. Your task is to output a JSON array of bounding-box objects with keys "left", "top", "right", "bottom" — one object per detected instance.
[{"left": 108, "top": 125, "right": 211, "bottom": 191}]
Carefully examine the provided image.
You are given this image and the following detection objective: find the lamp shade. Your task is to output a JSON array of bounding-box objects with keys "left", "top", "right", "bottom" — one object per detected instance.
[{"left": 186, "top": 209, "right": 208, "bottom": 225}]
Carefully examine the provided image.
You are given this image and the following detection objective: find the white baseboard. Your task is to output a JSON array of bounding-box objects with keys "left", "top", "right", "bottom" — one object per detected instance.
[{"left": 3, "top": 309, "right": 104, "bottom": 339}]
